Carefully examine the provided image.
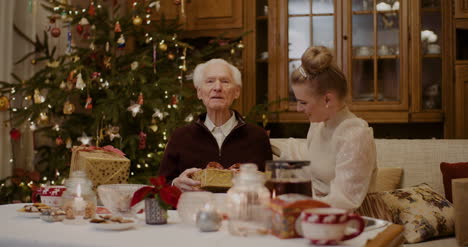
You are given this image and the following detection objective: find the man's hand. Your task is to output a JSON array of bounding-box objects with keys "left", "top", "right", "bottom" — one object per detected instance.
[{"left": 173, "top": 168, "right": 201, "bottom": 192}]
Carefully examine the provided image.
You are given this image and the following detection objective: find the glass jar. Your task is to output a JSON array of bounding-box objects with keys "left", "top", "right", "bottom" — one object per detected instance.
[
  {"left": 61, "top": 171, "right": 97, "bottom": 224},
  {"left": 265, "top": 160, "right": 312, "bottom": 197},
  {"left": 227, "top": 163, "right": 271, "bottom": 236}
]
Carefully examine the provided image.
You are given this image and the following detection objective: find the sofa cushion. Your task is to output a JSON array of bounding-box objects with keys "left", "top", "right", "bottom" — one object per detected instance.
[
  {"left": 375, "top": 167, "right": 403, "bottom": 192},
  {"left": 357, "top": 183, "right": 454, "bottom": 243},
  {"left": 440, "top": 162, "right": 468, "bottom": 202}
]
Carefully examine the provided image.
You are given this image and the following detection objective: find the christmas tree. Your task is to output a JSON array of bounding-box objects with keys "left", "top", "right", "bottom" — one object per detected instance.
[{"left": 0, "top": 0, "right": 244, "bottom": 203}]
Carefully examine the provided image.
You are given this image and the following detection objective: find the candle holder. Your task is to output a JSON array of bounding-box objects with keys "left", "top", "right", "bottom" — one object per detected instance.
[{"left": 62, "top": 171, "right": 96, "bottom": 225}]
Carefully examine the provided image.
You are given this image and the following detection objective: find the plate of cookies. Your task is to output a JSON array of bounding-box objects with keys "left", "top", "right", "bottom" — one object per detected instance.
[
  {"left": 16, "top": 203, "right": 51, "bottom": 218},
  {"left": 90, "top": 215, "right": 137, "bottom": 231}
]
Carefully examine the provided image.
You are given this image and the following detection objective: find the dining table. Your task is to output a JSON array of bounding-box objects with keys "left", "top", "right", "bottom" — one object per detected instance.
[{"left": 0, "top": 203, "right": 404, "bottom": 247}]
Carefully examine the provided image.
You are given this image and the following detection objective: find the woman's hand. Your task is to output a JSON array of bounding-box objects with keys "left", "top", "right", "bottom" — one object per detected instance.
[{"left": 173, "top": 168, "right": 201, "bottom": 192}]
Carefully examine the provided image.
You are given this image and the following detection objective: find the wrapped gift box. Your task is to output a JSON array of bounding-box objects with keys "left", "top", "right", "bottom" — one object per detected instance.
[
  {"left": 270, "top": 194, "right": 329, "bottom": 239},
  {"left": 191, "top": 168, "right": 234, "bottom": 192},
  {"left": 70, "top": 146, "right": 130, "bottom": 190}
]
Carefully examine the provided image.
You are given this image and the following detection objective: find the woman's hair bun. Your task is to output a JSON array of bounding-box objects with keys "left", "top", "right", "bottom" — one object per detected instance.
[{"left": 301, "top": 46, "right": 333, "bottom": 76}]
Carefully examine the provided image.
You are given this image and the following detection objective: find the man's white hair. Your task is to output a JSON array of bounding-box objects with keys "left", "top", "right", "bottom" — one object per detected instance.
[{"left": 192, "top": 58, "right": 242, "bottom": 88}]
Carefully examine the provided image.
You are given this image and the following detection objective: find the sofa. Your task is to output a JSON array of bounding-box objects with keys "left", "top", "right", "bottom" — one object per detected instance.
[{"left": 270, "top": 138, "right": 468, "bottom": 247}]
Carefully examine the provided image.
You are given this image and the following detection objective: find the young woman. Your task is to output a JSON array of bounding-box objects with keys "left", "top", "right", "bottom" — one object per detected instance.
[{"left": 272, "top": 46, "right": 377, "bottom": 210}]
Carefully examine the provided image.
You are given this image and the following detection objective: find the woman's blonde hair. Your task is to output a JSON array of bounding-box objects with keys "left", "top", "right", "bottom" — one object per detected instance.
[{"left": 291, "top": 46, "right": 347, "bottom": 100}]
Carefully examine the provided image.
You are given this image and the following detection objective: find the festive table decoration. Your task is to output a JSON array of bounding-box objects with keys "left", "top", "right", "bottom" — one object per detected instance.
[{"left": 130, "top": 176, "right": 181, "bottom": 225}]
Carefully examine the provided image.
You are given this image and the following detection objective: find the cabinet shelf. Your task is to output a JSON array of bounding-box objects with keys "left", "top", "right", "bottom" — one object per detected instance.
[
  {"left": 352, "top": 10, "right": 399, "bottom": 15},
  {"left": 353, "top": 55, "right": 399, "bottom": 60},
  {"left": 256, "top": 16, "right": 268, "bottom": 21},
  {"left": 423, "top": 54, "right": 441, "bottom": 58},
  {"left": 421, "top": 8, "right": 441, "bottom": 12}
]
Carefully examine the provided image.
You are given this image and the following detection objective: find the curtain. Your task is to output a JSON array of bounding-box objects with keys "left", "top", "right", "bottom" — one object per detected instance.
[
  {"left": 0, "top": 1, "right": 15, "bottom": 180},
  {"left": 0, "top": 0, "right": 67, "bottom": 180}
]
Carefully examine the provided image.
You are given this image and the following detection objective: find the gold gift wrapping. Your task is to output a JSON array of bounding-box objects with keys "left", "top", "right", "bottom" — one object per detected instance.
[
  {"left": 70, "top": 147, "right": 130, "bottom": 190},
  {"left": 192, "top": 168, "right": 234, "bottom": 192}
]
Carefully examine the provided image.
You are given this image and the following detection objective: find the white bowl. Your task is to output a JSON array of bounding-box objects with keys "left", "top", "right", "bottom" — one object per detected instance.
[{"left": 97, "top": 184, "right": 147, "bottom": 218}]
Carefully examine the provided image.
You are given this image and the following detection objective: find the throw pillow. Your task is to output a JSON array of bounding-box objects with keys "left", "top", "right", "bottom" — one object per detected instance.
[
  {"left": 375, "top": 167, "right": 403, "bottom": 192},
  {"left": 356, "top": 183, "right": 454, "bottom": 243},
  {"left": 440, "top": 162, "right": 468, "bottom": 202}
]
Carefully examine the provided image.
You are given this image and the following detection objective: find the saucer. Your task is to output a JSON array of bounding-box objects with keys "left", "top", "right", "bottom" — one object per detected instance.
[{"left": 92, "top": 221, "right": 137, "bottom": 231}]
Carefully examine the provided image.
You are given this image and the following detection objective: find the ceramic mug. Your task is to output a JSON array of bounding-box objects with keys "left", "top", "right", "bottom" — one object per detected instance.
[
  {"left": 301, "top": 207, "right": 365, "bottom": 245},
  {"left": 32, "top": 185, "right": 67, "bottom": 207}
]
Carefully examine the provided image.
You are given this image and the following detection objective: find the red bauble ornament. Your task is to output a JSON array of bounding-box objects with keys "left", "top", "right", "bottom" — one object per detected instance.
[
  {"left": 137, "top": 93, "right": 144, "bottom": 105},
  {"left": 171, "top": 95, "right": 179, "bottom": 105},
  {"left": 10, "top": 128, "right": 21, "bottom": 141},
  {"left": 85, "top": 96, "right": 93, "bottom": 110},
  {"left": 138, "top": 131, "right": 147, "bottom": 150},
  {"left": 114, "top": 21, "right": 122, "bottom": 33},
  {"left": 55, "top": 137, "right": 64, "bottom": 145},
  {"left": 76, "top": 24, "right": 84, "bottom": 35},
  {"left": 88, "top": 2, "right": 96, "bottom": 16},
  {"left": 51, "top": 27, "right": 61, "bottom": 37}
]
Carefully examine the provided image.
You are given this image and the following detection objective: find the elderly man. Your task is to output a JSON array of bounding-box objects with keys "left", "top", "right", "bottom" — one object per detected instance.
[{"left": 159, "top": 58, "right": 272, "bottom": 191}]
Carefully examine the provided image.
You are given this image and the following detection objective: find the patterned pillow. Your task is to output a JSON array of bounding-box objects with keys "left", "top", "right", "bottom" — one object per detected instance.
[{"left": 356, "top": 183, "right": 454, "bottom": 243}]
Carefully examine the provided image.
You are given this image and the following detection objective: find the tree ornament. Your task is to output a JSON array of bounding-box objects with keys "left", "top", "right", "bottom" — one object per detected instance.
[
  {"left": 173, "top": 0, "right": 181, "bottom": 5},
  {"left": 152, "top": 108, "right": 168, "bottom": 120},
  {"left": 158, "top": 40, "right": 167, "bottom": 51},
  {"left": 230, "top": 48, "right": 235, "bottom": 55},
  {"left": 149, "top": 118, "right": 158, "bottom": 132},
  {"left": 131, "top": 61, "right": 139, "bottom": 70},
  {"left": 171, "top": 95, "right": 179, "bottom": 105},
  {"left": 138, "top": 131, "right": 147, "bottom": 150},
  {"left": 133, "top": 16, "right": 143, "bottom": 26},
  {"left": 37, "top": 112, "right": 49, "bottom": 126},
  {"left": 105, "top": 42, "right": 110, "bottom": 52},
  {"left": 90, "top": 42, "right": 95, "bottom": 50},
  {"left": 34, "top": 89, "right": 44, "bottom": 104},
  {"left": 88, "top": 1, "right": 96, "bottom": 16},
  {"left": 91, "top": 72, "right": 101, "bottom": 80},
  {"left": 31, "top": 59, "right": 36, "bottom": 65},
  {"left": 77, "top": 132, "right": 92, "bottom": 145},
  {"left": 237, "top": 40, "right": 244, "bottom": 49},
  {"left": 137, "top": 92, "right": 144, "bottom": 105},
  {"left": 104, "top": 56, "right": 112, "bottom": 69},
  {"left": 79, "top": 17, "right": 90, "bottom": 26},
  {"left": 127, "top": 103, "right": 142, "bottom": 117},
  {"left": 55, "top": 136, "right": 64, "bottom": 146},
  {"left": 47, "top": 60, "right": 60, "bottom": 68},
  {"left": 105, "top": 125, "right": 121, "bottom": 141},
  {"left": 51, "top": 27, "right": 61, "bottom": 37},
  {"left": 185, "top": 114, "right": 194, "bottom": 122},
  {"left": 59, "top": 81, "right": 66, "bottom": 89},
  {"left": 85, "top": 96, "right": 93, "bottom": 110},
  {"left": 114, "top": 21, "right": 122, "bottom": 33},
  {"left": 63, "top": 101, "right": 75, "bottom": 115},
  {"left": 117, "top": 34, "right": 126, "bottom": 49},
  {"left": 10, "top": 128, "right": 21, "bottom": 141},
  {"left": 66, "top": 137, "right": 72, "bottom": 149},
  {"left": 76, "top": 24, "right": 84, "bottom": 35},
  {"left": 168, "top": 53, "right": 175, "bottom": 60},
  {"left": 75, "top": 73, "right": 86, "bottom": 90},
  {"left": 0, "top": 95, "right": 10, "bottom": 111}
]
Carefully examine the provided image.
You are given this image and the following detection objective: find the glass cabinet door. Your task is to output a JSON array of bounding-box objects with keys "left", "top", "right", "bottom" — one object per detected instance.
[
  {"left": 420, "top": 0, "right": 442, "bottom": 111},
  {"left": 287, "top": 0, "right": 336, "bottom": 105},
  {"left": 349, "top": 0, "right": 402, "bottom": 104}
]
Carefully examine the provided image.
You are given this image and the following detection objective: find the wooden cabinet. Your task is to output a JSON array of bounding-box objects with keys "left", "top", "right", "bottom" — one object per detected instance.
[
  {"left": 455, "top": 0, "right": 468, "bottom": 18},
  {"left": 152, "top": 0, "right": 243, "bottom": 31},
  {"left": 455, "top": 64, "right": 468, "bottom": 138},
  {"left": 246, "top": 0, "right": 453, "bottom": 129}
]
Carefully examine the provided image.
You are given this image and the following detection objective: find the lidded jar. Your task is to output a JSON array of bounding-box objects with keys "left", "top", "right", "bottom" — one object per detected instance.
[
  {"left": 61, "top": 171, "right": 97, "bottom": 224},
  {"left": 227, "top": 163, "right": 271, "bottom": 236}
]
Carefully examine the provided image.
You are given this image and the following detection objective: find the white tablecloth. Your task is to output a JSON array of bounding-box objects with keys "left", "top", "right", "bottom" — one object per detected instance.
[{"left": 0, "top": 204, "right": 388, "bottom": 247}]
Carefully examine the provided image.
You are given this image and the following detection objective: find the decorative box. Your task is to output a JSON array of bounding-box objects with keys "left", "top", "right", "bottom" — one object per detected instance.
[
  {"left": 192, "top": 168, "right": 234, "bottom": 192},
  {"left": 270, "top": 194, "right": 329, "bottom": 239},
  {"left": 70, "top": 146, "right": 130, "bottom": 191}
]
